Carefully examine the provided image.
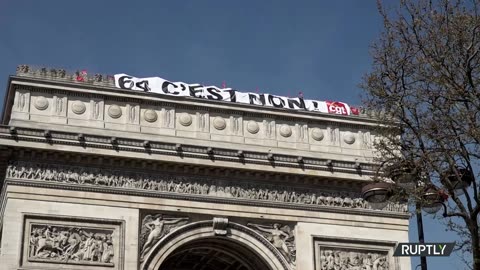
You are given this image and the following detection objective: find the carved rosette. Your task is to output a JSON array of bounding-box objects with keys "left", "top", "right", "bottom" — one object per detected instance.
[
  {"left": 279, "top": 125, "right": 292, "bottom": 137},
  {"left": 71, "top": 101, "right": 86, "bottom": 115},
  {"left": 144, "top": 109, "right": 158, "bottom": 123},
  {"left": 34, "top": 96, "right": 49, "bottom": 110},
  {"left": 246, "top": 120, "right": 260, "bottom": 134},
  {"left": 108, "top": 105, "right": 122, "bottom": 119},
  {"left": 178, "top": 113, "right": 192, "bottom": 126},
  {"left": 343, "top": 131, "right": 356, "bottom": 145},
  {"left": 311, "top": 128, "right": 324, "bottom": 141},
  {"left": 213, "top": 117, "right": 227, "bottom": 130}
]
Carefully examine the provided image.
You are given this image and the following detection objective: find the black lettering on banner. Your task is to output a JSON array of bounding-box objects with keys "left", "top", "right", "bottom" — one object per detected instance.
[
  {"left": 223, "top": 89, "right": 237, "bottom": 102},
  {"left": 249, "top": 94, "right": 266, "bottom": 105},
  {"left": 118, "top": 76, "right": 135, "bottom": 89},
  {"left": 179, "top": 83, "right": 187, "bottom": 91},
  {"left": 135, "top": 80, "right": 151, "bottom": 92},
  {"left": 287, "top": 98, "right": 305, "bottom": 109},
  {"left": 161, "top": 81, "right": 180, "bottom": 95},
  {"left": 309, "top": 101, "right": 320, "bottom": 110},
  {"left": 206, "top": 87, "right": 223, "bottom": 100},
  {"left": 268, "top": 94, "right": 286, "bottom": 108},
  {"left": 189, "top": 85, "right": 203, "bottom": 98}
]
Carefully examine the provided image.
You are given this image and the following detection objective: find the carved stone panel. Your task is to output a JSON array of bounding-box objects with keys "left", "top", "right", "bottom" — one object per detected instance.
[
  {"left": 248, "top": 222, "right": 296, "bottom": 266},
  {"left": 314, "top": 237, "right": 396, "bottom": 270},
  {"left": 139, "top": 213, "right": 189, "bottom": 261},
  {"left": 21, "top": 215, "right": 124, "bottom": 270}
]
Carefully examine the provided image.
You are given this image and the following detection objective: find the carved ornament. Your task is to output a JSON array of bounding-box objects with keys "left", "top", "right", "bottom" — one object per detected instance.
[
  {"left": 34, "top": 96, "right": 49, "bottom": 110},
  {"left": 140, "top": 214, "right": 189, "bottom": 260},
  {"left": 248, "top": 222, "right": 296, "bottom": 265},
  {"left": 5, "top": 161, "right": 408, "bottom": 213}
]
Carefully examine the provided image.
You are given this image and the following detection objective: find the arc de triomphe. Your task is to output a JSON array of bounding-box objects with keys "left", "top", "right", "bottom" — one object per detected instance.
[{"left": 0, "top": 66, "right": 410, "bottom": 270}]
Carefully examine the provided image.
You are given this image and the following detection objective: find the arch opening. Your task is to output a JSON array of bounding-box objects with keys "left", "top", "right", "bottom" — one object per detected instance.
[
  {"left": 159, "top": 237, "right": 271, "bottom": 270},
  {"left": 142, "top": 221, "right": 290, "bottom": 270}
]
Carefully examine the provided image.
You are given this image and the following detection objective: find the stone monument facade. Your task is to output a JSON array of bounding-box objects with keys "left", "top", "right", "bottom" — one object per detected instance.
[{"left": 0, "top": 66, "right": 411, "bottom": 269}]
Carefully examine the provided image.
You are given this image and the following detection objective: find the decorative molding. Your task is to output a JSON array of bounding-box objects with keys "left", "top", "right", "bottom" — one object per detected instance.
[
  {"left": 196, "top": 112, "right": 209, "bottom": 132},
  {"left": 296, "top": 124, "right": 308, "bottom": 142},
  {"left": 5, "top": 161, "right": 407, "bottom": 213},
  {"left": 14, "top": 90, "right": 29, "bottom": 112},
  {"left": 0, "top": 125, "right": 378, "bottom": 176},
  {"left": 263, "top": 120, "right": 276, "bottom": 139},
  {"left": 230, "top": 115, "right": 242, "bottom": 135},
  {"left": 53, "top": 96, "right": 66, "bottom": 115}
]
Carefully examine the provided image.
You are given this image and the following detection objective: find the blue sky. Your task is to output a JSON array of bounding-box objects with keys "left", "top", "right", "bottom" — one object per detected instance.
[{"left": 0, "top": 1, "right": 465, "bottom": 269}]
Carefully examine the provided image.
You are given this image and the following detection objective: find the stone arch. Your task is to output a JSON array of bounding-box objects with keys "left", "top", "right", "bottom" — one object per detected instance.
[{"left": 141, "top": 220, "right": 291, "bottom": 270}]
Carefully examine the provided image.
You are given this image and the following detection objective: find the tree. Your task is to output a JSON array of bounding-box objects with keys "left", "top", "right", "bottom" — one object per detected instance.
[{"left": 361, "top": 0, "right": 480, "bottom": 269}]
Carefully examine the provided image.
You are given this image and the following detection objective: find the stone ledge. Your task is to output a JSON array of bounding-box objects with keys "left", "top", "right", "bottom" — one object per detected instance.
[{"left": 0, "top": 125, "right": 376, "bottom": 177}]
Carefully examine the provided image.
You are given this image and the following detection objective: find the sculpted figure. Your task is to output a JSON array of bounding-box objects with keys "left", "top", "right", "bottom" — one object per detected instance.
[
  {"left": 343, "top": 197, "right": 353, "bottom": 208},
  {"left": 140, "top": 214, "right": 189, "bottom": 259},
  {"left": 325, "top": 250, "right": 334, "bottom": 270},
  {"left": 247, "top": 223, "right": 294, "bottom": 263},
  {"left": 373, "top": 256, "right": 388, "bottom": 270},
  {"left": 363, "top": 253, "right": 374, "bottom": 270}
]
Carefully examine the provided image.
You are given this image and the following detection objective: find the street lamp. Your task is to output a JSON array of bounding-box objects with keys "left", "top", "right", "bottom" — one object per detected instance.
[
  {"left": 361, "top": 165, "right": 474, "bottom": 270},
  {"left": 390, "top": 162, "right": 418, "bottom": 190},
  {"left": 421, "top": 186, "right": 446, "bottom": 215},
  {"left": 361, "top": 182, "right": 392, "bottom": 210},
  {"left": 445, "top": 166, "right": 474, "bottom": 196}
]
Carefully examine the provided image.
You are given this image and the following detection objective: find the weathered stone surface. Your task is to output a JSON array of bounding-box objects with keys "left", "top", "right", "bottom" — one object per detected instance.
[{"left": 0, "top": 67, "right": 411, "bottom": 270}]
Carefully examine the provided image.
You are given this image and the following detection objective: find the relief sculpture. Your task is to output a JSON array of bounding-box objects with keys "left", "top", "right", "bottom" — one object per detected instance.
[
  {"left": 248, "top": 223, "right": 296, "bottom": 264},
  {"left": 28, "top": 223, "right": 114, "bottom": 265},
  {"left": 319, "top": 248, "right": 388, "bottom": 270},
  {"left": 140, "top": 214, "right": 189, "bottom": 260},
  {"left": 6, "top": 161, "right": 408, "bottom": 213}
]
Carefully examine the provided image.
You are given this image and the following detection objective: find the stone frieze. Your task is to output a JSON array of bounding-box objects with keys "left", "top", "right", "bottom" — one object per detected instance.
[{"left": 6, "top": 161, "right": 407, "bottom": 213}]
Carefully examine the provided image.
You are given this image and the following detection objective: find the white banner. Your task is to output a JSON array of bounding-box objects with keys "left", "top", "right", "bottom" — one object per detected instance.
[{"left": 114, "top": 74, "right": 359, "bottom": 116}]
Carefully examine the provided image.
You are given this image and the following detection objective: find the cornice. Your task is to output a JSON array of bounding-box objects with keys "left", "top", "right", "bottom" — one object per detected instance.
[{"left": 0, "top": 125, "right": 376, "bottom": 175}]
